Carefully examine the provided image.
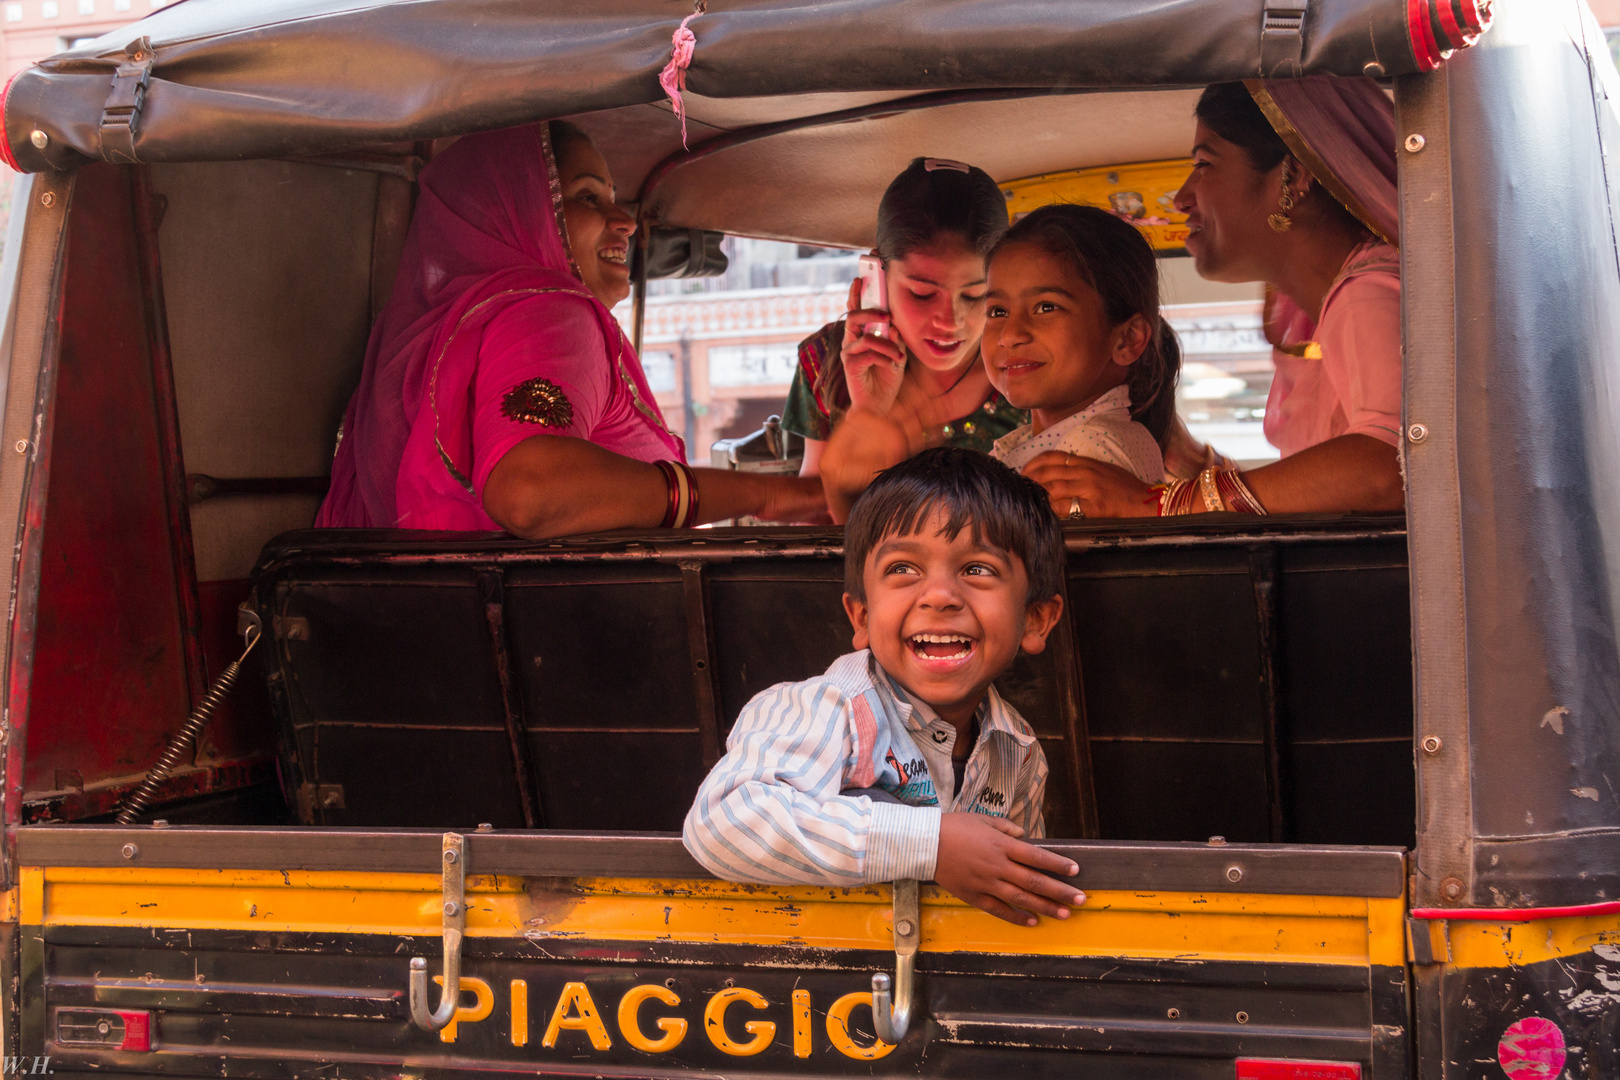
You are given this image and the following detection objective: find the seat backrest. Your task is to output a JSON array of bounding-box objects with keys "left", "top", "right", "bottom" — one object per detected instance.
[{"left": 254, "top": 516, "right": 1413, "bottom": 844}]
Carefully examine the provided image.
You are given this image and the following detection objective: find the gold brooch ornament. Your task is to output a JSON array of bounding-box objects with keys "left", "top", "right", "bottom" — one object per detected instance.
[{"left": 501, "top": 377, "right": 574, "bottom": 428}]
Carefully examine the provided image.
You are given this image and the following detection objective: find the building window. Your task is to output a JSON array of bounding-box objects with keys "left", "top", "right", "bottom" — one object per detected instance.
[
  {"left": 113, "top": 0, "right": 128, "bottom": 8},
  {"left": 707, "top": 342, "right": 798, "bottom": 389},
  {"left": 3, "top": 4, "right": 21, "bottom": 21},
  {"left": 76, "top": 0, "right": 91, "bottom": 13},
  {"left": 40, "top": 0, "right": 57, "bottom": 17},
  {"left": 640, "top": 351, "right": 678, "bottom": 394}
]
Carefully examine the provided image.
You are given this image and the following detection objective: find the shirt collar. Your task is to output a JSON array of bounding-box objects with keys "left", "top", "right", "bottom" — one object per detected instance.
[
  {"left": 991, "top": 384, "right": 1133, "bottom": 456},
  {"left": 867, "top": 657, "right": 1036, "bottom": 748}
]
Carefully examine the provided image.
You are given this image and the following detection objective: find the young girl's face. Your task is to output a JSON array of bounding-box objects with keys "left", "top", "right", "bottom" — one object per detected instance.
[
  {"left": 982, "top": 241, "right": 1145, "bottom": 424},
  {"left": 885, "top": 237, "right": 990, "bottom": 374}
]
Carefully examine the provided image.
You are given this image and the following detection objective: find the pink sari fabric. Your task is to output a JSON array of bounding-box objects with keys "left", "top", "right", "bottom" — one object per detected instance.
[
  {"left": 1247, "top": 76, "right": 1403, "bottom": 458},
  {"left": 316, "top": 124, "right": 682, "bottom": 531}
]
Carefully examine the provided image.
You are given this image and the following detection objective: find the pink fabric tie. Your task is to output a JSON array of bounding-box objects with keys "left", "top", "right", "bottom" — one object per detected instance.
[{"left": 660, "top": 12, "right": 699, "bottom": 149}]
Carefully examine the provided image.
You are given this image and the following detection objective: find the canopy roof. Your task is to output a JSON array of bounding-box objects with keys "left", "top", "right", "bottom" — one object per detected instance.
[{"left": 0, "top": 0, "right": 1488, "bottom": 180}]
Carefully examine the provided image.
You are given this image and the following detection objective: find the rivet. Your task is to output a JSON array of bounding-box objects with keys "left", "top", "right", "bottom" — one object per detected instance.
[
  {"left": 1441, "top": 877, "right": 1466, "bottom": 901},
  {"left": 475, "top": 822, "right": 493, "bottom": 832},
  {"left": 1421, "top": 734, "right": 1443, "bottom": 754},
  {"left": 443, "top": 901, "right": 458, "bottom": 916},
  {"left": 1363, "top": 61, "right": 1386, "bottom": 77},
  {"left": 443, "top": 848, "right": 458, "bottom": 863},
  {"left": 120, "top": 843, "right": 139, "bottom": 860},
  {"left": 896, "top": 919, "right": 915, "bottom": 937},
  {"left": 1405, "top": 133, "right": 1426, "bottom": 153},
  {"left": 1408, "top": 423, "right": 1429, "bottom": 443},
  {"left": 1236, "top": 1011, "right": 1250, "bottom": 1024},
  {"left": 29, "top": 130, "right": 47, "bottom": 150},
  {"left": 664, "top": 977, "right": 678, "bottom": 989},
  {"left": 12, "top": 440, "right": 25, "bottom": 454},
  {"left": 1208, "top": 835, "right": 1227, "bottom": 846},
  {"left": 1166, "top": 1007, "right": 1181, "bottom": 1020},
  {"left": 40, "top": 191, "right": 54, "bottom": 208},
  {"left": 722, "top": 978, "right": 735, "bottom": 989},
  {"left": 1225, "top": 865, "right": 1244, "bottom": 883},
  {"left": 151, "top": 819, "right": 169, "bottom": 828}
]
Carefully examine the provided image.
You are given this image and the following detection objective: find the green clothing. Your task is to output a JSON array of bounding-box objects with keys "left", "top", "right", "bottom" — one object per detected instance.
[{"left": 780, "top": 320, "right": 1026, "bottom": 455}]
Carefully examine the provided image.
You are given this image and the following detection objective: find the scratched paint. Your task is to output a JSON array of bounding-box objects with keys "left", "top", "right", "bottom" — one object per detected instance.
[{"left": 1497, "top": 1017, "right": 1566, "bottom": 1080}]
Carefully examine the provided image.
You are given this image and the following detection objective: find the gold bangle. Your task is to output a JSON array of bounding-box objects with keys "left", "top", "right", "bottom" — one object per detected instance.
[{"left": 1197, "top": 466, "right": 1226, "bottom": 513}]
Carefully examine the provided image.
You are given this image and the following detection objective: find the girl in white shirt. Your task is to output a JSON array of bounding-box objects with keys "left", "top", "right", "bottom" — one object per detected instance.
[{"left": 984, "top": 205, "right": 1180, "bottom": 508}]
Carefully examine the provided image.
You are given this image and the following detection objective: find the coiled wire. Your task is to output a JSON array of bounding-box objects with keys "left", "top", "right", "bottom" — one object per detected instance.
[{"left": 115, "top": 625, "right": 261, "bottom": 825}]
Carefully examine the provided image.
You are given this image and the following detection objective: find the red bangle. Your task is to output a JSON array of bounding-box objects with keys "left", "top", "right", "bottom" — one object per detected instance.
[
  {"left": 656, "top": 460, "right": 699, "bottom": 528},
  {"left": 656, "top": 460, "right": 680, "bottom": 528}
]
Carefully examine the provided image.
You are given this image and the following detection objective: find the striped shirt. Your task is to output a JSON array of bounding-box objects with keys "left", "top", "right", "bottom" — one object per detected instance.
[{"left": 683, "top": 650, "right": 1048, "bottom": 886}]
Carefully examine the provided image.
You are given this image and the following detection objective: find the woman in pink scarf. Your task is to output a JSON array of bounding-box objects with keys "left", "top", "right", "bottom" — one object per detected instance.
[
  {"left": 1022, "top": 76, "right": 1404, "bottom": 518},
  {"left": 317, "top": 122, "right": 824, "bottom": 535}
]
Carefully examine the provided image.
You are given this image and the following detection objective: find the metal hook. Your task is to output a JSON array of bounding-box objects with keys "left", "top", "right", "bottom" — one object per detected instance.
[
  {"left": 409, "top": 832, "right": 466, "bottom": 1031},
  {"left": 870, "top": 878, "right": 919, "bottom": 1044}
]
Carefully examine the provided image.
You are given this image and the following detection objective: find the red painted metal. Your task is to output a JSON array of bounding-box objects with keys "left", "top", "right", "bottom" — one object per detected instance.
[
  {"left": 20, "top": 756, "right": 272, "bottom": 823},
  {"left": 132, "top": 165, "right": 208, "bottom": 708},
  {"left": 1410, "top": 899, "right": 1620, "bottom": 921},
  {"left": 0, "top": 70, "right": 22, "bottom": 173},
  {"left": 1406, "top": 0, "right": 1444, "bottom": 71},
  {"left": 23, "top": 163, "right": 195, "bottom": 804}
]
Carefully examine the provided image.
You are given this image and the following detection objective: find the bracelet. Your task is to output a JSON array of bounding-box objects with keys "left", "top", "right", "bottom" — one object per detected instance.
[
  {"left": 655, "top": 460, "right": 699, "bottom": 528},
  {"left": 1197, "top": 466, "right": 1226, "bottom": 513},
  {"left": 1158, "top": 478, "right": 1199, "bottom": 516},
  {"left": 1215, "top": 468, "right": 1267, "bottom": 515}
]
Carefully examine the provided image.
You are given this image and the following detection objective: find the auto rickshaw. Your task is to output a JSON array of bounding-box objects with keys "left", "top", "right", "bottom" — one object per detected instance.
[{"left": 0, "top": 0, "right": 1614, "bottom": 1076}]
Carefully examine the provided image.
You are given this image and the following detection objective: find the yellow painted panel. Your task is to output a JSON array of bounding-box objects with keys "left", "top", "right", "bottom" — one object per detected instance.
[
  {"left": 1000, "top": 159, "right": 1195, "bottom": 251},
  {"left": 1444, "top": 913, "right": 1620, "bottom": 968},
  {"left": 19, "top": 867, "right": 44, "bottom": 925},
  {"left": 38, "top": 867, "right": 1396, "bottom": 967}
]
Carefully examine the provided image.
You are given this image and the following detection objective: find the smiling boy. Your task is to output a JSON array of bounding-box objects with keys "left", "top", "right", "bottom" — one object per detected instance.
[{"left": 683, "top": 447, "right": 1086, "bottom": 926}]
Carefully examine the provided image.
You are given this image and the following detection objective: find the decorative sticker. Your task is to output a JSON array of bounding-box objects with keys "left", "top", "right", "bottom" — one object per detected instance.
[
  {"left": 1498, "top": 1017, "right": 1567, "bottom": 1080},
  {"left": 501, "top": 377, "right": 575, "bottom": 429},
  {"left": 999, "top": 159, "right": 1194, "bottom": 252}
]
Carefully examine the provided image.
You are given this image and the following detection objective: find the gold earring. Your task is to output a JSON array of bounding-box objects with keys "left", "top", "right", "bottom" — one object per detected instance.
[{"left": 1268, "top": 161, "right": 1295, "bottom": 233}]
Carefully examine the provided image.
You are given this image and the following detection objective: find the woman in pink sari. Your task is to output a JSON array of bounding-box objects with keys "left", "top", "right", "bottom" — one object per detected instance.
[
  {"left": 317, "top": 122, "right": 824, "bottom": 536},
  {"left": 1021, "top": 76, "right": 1405, "bottom": 518}
]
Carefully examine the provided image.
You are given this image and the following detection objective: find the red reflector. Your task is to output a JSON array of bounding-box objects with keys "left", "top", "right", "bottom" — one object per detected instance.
[
  {"left": 116, "top": 1011, "right": 152, "bottom": 1051},
  {"left": 1236, "top": 1060, "right": 1361, "bottom": 1080}
]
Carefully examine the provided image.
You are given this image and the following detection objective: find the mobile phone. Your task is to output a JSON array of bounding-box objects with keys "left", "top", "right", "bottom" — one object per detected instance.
[{"left": 857, "top": 254, "right": 889, "bottom": 339}]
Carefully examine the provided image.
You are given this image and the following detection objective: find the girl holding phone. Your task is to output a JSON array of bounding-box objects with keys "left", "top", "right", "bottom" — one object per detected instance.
[{"left": 781, "top": 157, "right": 1025, "bottom": 477}]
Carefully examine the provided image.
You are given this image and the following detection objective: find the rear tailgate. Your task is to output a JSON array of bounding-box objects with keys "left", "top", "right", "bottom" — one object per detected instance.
[{"left": 17, "top": 827, "right": 1407, "bottom": 1078}]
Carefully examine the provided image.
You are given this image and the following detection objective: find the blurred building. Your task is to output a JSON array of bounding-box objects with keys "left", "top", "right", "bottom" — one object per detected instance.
[{"left": 1, "top": 0, "right": 174, "bottom": 79}]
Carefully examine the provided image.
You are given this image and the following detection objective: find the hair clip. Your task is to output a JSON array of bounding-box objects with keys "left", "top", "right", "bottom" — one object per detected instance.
[{"left": 923, "top": 158, "right": 971, "bottom": 173}]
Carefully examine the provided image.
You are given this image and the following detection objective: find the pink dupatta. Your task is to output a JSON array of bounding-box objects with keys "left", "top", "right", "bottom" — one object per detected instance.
[{"left": 317, "top": 124, "right": 679, "bottom": 530}]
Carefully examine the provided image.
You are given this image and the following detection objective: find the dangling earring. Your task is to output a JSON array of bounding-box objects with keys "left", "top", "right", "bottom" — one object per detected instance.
[{"left": 1268, "top": 161, "right": 1296, "bottom": 233}]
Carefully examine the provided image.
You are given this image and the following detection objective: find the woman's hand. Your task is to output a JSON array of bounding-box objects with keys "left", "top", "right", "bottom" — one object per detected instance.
[
  {"left": 753, "top": 474, "right": 830, "bottom": 524},
  {"left": 1020, "top": 452, "right": 1163, "bottom": 519},
  {"left": 1162, "top": 413, "right": 1215, "bottom": 480},
  {"left": 840, "top": 278, "right": 907, "bottom": 414}
]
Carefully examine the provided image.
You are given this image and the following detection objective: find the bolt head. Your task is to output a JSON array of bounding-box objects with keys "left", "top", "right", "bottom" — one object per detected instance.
[
  {"left": 896, "top": 919, "right": 914, "bottom": 937},
  {"left": 1236, "top": 1011, "right": 1250, "bottom": 1024},
  {"left": 1363, "top": 61, "right": 1386, "bottom": 77},
  {"left": 443, "top": 901, "right": 458, "bottom": 916},
  {"left": 1166, "top": 1007, "right": 1181, "bottom": 1019},
  {"left": 1405, "top": 133, "right": 1427, "bottom": 153},
  {"left": 1422, "top": 734, "right": 1443, "bottom": 754},
  {"left": 29, "top": 130, "right": 47, "bottom": 150},
  {"left": 443, "top": 848, "right": 458, "bottom": 863},
  {"left": 120, "top": 843, "right": 139, "bottom": 859},
  {"left": 1408, "top": 423, "right": 1429, "bottom": 444},
  {"left": 1225, "top": 865, "right": 1244, "bottom": 883},
  {"left": 1208, "top": 835, "right": 1227, "bottom": 846},
  {"left": 13, "top": 440, "right": 25, "bottom": 454},
  {"left": 1441, "top": 877, "right": 1466, "bottom": 901},
  {"left": 40, "top": 191, "right": 54, "bottom": 208}
]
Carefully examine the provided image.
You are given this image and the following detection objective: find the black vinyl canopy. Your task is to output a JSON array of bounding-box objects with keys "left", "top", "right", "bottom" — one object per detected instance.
[{"left": 0, "top": 0, "right": 1487, "bottom": 173}]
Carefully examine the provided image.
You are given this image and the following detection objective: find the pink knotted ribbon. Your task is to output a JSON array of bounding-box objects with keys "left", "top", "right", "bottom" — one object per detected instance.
[{"left": 659, "top": 12, "right": 699, "bottom": 149}]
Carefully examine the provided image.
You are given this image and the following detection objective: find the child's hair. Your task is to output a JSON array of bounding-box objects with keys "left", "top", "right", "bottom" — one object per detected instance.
[
  {"left": 547, "top": 119, "right": 591, "bottom": 160},
  {"left": 875, "top": 157, "right": 1009, "bottom": 262},
  {"left": 844, "top": 447, "right": 1064, "bottom": 606},
  {"left": 993, "top": 204, "right": 1182, "bottom": 447}
]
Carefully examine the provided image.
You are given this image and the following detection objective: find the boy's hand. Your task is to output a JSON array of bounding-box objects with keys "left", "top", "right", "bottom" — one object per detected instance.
[{"left": 935, "top": 813, "right": 1086, "bottom": 926}]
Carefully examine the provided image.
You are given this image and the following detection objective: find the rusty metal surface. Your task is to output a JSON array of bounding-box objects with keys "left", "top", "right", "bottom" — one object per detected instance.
[{"left": 13, "top": 825, "right": 1406, "bottom": 896}]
